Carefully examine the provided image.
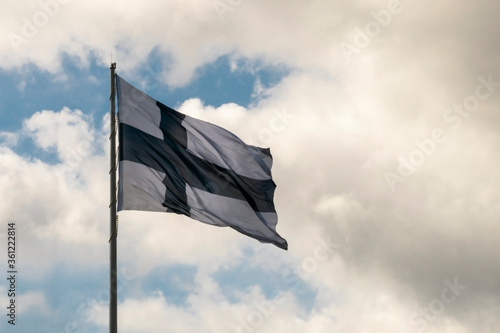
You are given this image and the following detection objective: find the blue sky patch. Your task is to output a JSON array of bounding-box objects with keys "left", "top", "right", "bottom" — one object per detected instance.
[
  {"left": 212, "top": 262, "right": 318, "bottom": 312},
  {"left": 141, "top": 264, "right": 197, "bottom": 306}
]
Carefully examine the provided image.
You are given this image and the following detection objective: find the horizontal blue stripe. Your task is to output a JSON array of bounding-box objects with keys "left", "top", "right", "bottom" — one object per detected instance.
[{"left": 119, "top": 123, "right": 277, "bottom": 213}]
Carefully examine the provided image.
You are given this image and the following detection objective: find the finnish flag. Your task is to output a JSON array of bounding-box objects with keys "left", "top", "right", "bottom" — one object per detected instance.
[{"left": 116, "top": 75, "right": 287, "bottom": 250}]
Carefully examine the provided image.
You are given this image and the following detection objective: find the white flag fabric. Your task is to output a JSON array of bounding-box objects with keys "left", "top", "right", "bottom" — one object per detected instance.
[{"left": 116, "top": 75, "right": 287, "bottom": 250}]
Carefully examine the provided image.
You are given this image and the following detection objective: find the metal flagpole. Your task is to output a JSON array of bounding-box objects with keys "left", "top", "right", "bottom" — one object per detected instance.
[{"left": 109, "top": 62, "right": 118, "bottom": 333}]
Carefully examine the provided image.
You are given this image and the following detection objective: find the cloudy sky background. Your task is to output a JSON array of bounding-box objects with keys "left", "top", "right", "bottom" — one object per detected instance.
[{"left": 0, "top": 0, "right": 499, "bottom": 332}]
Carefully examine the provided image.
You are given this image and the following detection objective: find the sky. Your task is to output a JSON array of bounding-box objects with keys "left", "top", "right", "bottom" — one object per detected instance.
[{"left": 0, "top": 0, "right": 499, "bottom": 332}]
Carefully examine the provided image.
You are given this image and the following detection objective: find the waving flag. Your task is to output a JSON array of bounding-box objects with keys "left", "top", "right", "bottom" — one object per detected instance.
[{"left": 116, "top": 75, "right": 287, "bottom": 250}]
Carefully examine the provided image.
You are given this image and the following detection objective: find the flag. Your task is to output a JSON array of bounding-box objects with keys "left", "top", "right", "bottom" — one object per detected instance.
[{"left": 116, "top": 75, "right": 288, "bottom": 250}]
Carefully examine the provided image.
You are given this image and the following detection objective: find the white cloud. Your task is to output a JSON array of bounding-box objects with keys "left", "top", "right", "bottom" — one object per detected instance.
[
  {"left": 1, "top": 287, "right": 51, "bottom": 326},
  {"left": 23, "top": 107, "right": 96, "bottom": 159},
  {"left": 17, "top": 290, "right": 51, "bottom": 316},
  {"left": 0, "top": 109, "right": 108, "bottom": 278},
  {"left": 0, "top": 132, "right": 19, "bottom": 146},
  {"left": 2, "top": 75, "right": 499, "bottom": 331}
]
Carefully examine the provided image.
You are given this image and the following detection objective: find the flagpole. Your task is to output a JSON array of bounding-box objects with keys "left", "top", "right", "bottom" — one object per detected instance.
[{"left": 109, "top": 62, "right": 118, "bottom": 333}]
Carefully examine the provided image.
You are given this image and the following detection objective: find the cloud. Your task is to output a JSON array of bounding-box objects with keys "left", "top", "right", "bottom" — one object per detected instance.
[
  {"left": 1, "top": 0, "right": 500, "bottom": 332},
  {"left": 18, "top": 290, "right": 51, "bottom": 316},
  {"left": 0, "top": 131, "right": 19, "bottom": 146},
  {"left": 4, "top": 75, "right": 498, "bottom": 331}
]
